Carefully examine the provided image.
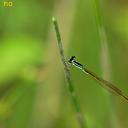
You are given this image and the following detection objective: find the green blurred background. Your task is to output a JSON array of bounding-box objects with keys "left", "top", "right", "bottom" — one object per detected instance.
[{"left": 0, "top": 0, "right": 128, "bottom": 128}]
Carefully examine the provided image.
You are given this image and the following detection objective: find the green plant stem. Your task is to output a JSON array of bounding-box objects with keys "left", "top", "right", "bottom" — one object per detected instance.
[
  {"left": 52, "top": 17, "right": 87, "bottom": 128},
  {"left": 92, "top": 0, "right": 111, "bottom": 80},
  {"left": 93, "top": 0, "right": 103, "bottom": 28},
  {"left": 92, "top": 2, "right": 122, "bottom": 128}
]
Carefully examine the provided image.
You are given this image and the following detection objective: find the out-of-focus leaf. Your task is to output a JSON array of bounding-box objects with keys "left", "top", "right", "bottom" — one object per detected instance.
[
  {"left": 5, "top": 81, "right": 37, "bottom": 128},
  {"left": 0, "top": 35, "right": 43, "bottom": 85}
]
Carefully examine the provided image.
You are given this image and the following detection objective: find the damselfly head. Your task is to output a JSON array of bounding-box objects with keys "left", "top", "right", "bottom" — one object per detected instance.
[{"left": 68, "top": 56, "right": 76, "bottom": 63}]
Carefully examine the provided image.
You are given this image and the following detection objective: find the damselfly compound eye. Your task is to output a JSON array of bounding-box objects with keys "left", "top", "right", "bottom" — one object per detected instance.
[{"left": 68, "top": 56, "right": 76, "bottom": 63}]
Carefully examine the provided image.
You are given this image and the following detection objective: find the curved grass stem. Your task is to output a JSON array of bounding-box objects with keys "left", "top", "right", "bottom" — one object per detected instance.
[{"left": 52, "top": 17, "right": 87, "bottom": 128}]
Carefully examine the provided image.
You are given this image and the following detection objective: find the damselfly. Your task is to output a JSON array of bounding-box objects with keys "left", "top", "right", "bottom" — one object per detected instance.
[{"left": 69, "top": 56, "right": 128, "bottom": 102}]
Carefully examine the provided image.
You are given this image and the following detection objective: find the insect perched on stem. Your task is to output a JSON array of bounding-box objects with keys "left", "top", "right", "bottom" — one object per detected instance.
[
  {"left": 69, "top": 56, "right": 128, "bottom": 102},
  {"left": 52, "top": 17, "right": 87, "bottom": 128}
]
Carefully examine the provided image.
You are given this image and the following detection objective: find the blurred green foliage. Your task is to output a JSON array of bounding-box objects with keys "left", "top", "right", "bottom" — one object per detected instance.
[{"left": 0, "top": 0, "right": 54, "bottom": 127}]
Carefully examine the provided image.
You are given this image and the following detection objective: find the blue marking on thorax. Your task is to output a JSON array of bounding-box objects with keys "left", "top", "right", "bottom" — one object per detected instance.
[{"left": 72, "top": 60, "right": 83, "bottom": 70}]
